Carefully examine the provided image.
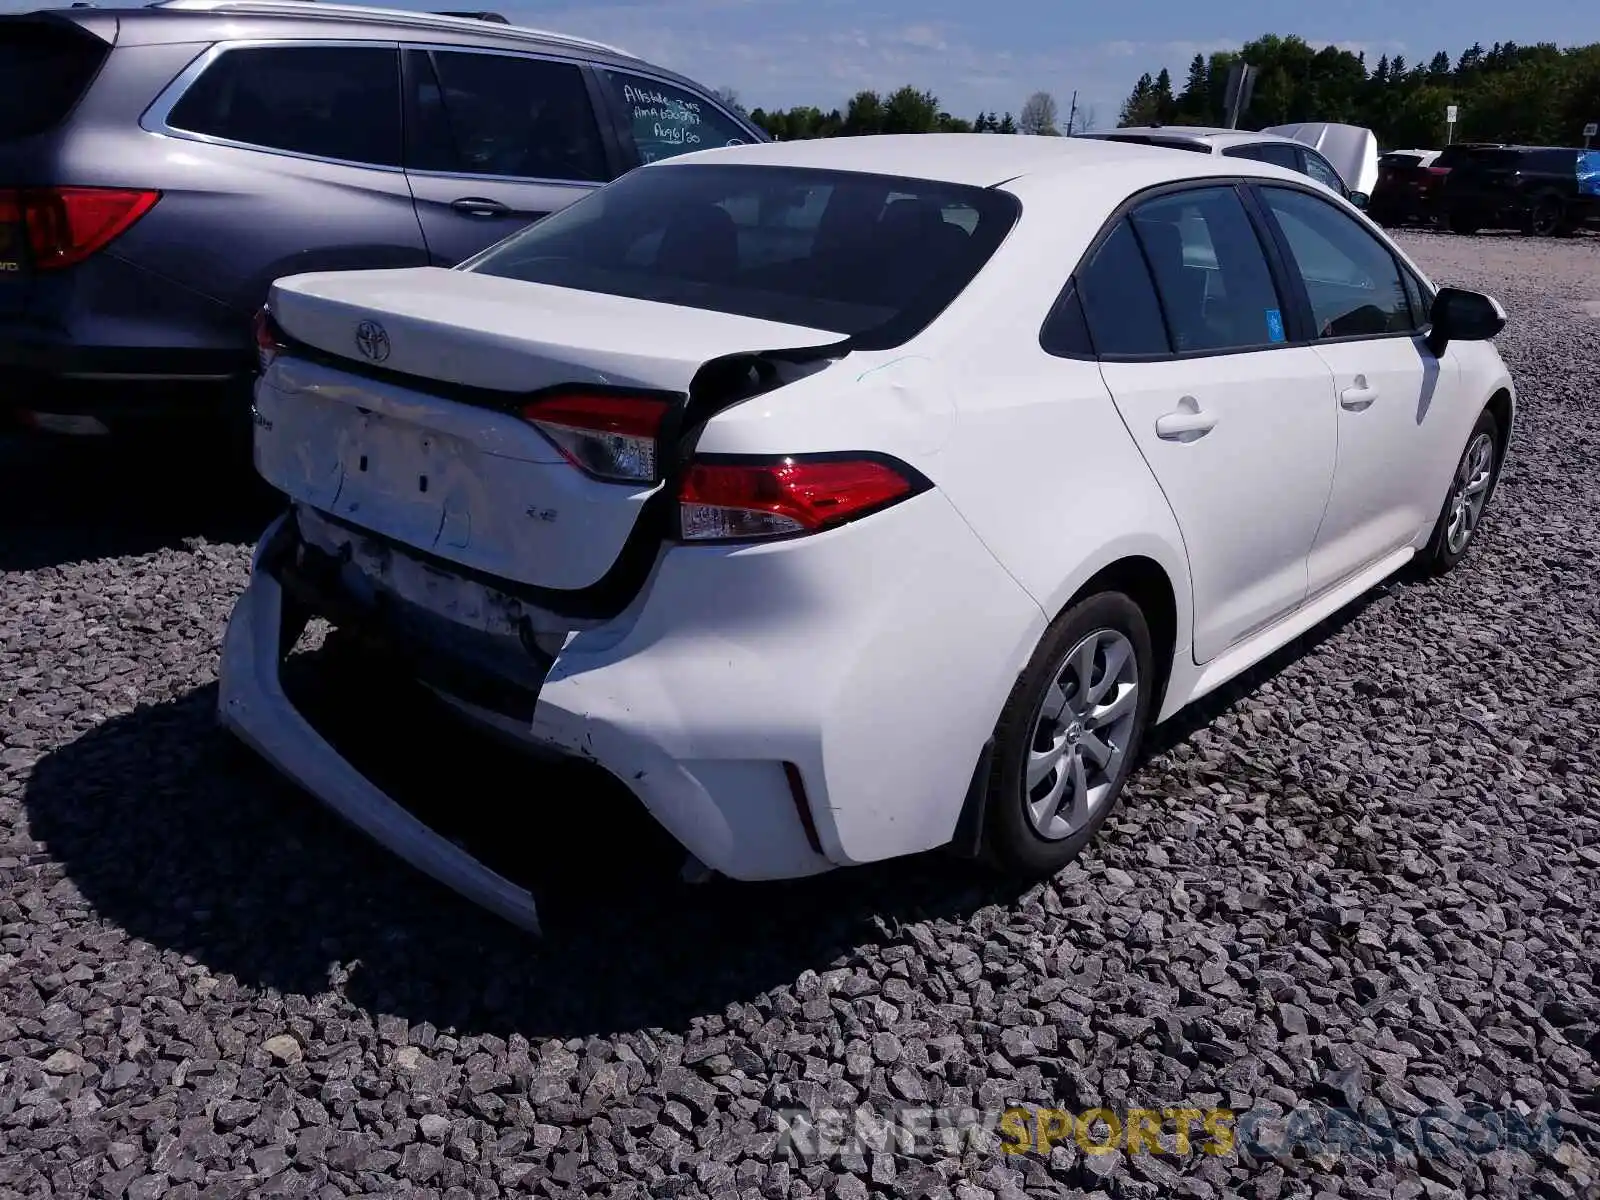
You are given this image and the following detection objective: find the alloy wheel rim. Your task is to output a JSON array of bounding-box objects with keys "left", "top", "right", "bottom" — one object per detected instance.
[
  {"left": 1023, "top": 628, "right": 1140, "bottom": 841},
  {"left": 1445, "top": 431, "right": 1495, "bottom": 555}
]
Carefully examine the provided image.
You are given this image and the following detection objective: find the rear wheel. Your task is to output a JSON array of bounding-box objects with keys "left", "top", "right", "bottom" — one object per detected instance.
[
  {"left": 982, "top": 592, "right": 1154, "bottom": 878},
  {"left": 1447, "top": 212, "right": 1481, "bottom": 235},
  {"left": 1419, "top": 408, "right": 1500, "bottom": 575},
  {"left": 1525, "top": 193, "right": 1567, "bottom": 237}
]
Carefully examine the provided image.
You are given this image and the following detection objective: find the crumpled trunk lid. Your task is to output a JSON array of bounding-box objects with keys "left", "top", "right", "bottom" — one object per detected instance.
[{"left": 256, "top": 266, "right": 841, "bottom": 593}]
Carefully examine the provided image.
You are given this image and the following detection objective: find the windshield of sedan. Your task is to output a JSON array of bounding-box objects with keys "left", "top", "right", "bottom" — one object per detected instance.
[{"left": 461, "top": 162, "right": 1020, "bottom": 348}]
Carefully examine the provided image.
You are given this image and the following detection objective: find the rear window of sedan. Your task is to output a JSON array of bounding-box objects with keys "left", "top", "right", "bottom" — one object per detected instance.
[{"left": 461, "top": 162, "right": 1021, "bottom": 349}]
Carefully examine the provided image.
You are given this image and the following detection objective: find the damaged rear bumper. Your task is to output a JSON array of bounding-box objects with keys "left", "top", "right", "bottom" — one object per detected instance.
[{"left": 216, "top": 511, "right": 544, "bottom": 934}]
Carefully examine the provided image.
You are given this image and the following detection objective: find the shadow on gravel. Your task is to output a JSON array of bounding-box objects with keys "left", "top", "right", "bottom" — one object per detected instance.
[
  {"left": 0, "top": 433, "right": 276, "bottom": 572},
  {"left": 22, "top": 574, "right": 1410, "bottom": 1040},
  {"left": 22, "top": 678, "right": 1032, "bottom": 1040}
]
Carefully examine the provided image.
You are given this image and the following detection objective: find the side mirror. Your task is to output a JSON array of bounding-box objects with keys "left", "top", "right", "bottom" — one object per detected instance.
[
  {"left": 1348, "top": 190, "right": 1370, "bottom": 210},
  {"left": 1426, "top": 286, "right": 1506, "bottom": 356}
]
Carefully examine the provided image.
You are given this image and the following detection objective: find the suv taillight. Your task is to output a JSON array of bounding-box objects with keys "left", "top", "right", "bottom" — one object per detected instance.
[
  {"left": 0, "top": 187, "right": 160, "bottom": 271},
  {"left": 520, "top": 392, "right": 674, "bottom": 484},
  {"left": 677, "top": 454, "right": 929, "bottom": 542}
]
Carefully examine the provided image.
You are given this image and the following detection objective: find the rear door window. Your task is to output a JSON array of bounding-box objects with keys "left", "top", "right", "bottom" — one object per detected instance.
[
  {"left": 594, "top": 69, "right": 753, "bottom": 164},
  {"left": 404, "top": 49, "right": 608, "bottom": 182},
  {"left": 0, "top": 19, "right": 110, "bottom": 141},
  {"left": 166, "top": 45, "right": 402, "bottom": 167},
  {"left": 1128, "top": 186, "right": 1285, "bottom": 353}
]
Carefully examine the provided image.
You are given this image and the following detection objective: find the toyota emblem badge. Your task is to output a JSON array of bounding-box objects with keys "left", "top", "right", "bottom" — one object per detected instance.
[{"left": 355, "top": 320, "right": 390, "bottom": 363}]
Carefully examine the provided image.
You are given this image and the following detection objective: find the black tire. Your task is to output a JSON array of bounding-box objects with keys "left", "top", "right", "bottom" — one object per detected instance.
[
  {"left": 1418, "top": 407, "right": 1501, "bottom": 576},
  {"left": 1524, "top": 193, "right": 1567, "bottom": 237},
  {"left": 982, "top": 591, "right": 1155, "bottom": 878},
  {"left": 1447, "top": 213, "right": 1481, "bottom": 235}
]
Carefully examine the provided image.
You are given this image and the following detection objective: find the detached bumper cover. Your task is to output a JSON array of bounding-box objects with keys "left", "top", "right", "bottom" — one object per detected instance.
[
  {"left": 217, "top": 514, "right": 542, "bottom": 933},
  {"left": 219, "top": 483, "right": 1047, "bottom": 924}
]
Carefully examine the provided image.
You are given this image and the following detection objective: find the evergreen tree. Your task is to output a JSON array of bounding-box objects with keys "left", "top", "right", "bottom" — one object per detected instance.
[
  {"left": 1153, "top": 68, "right": 1176, "bottom": 122},
  {"left": 1118, "top": 72, "right": 1159, "bottom": 126}
]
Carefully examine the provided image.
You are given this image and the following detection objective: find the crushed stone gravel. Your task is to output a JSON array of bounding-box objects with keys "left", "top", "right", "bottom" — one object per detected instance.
[{"left": 2, "top": 231, "right": 1599, "bottom": 1199}]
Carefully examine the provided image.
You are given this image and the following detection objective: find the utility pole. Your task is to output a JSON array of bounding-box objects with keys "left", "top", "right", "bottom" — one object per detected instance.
[
  {"left": 1066, "top": 90, "right": 1078, "bottom": 136},
  {"left": 1223, "top": 63, "right": 1255, "bottom": 129}
]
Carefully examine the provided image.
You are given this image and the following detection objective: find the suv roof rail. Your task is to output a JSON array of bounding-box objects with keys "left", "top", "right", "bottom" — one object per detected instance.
[{"left": 143, "top": 0, "right": 631, "bottom": 56}]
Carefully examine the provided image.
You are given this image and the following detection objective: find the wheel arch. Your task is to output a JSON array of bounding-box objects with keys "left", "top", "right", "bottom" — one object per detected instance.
[
  {"left": 947, "top": 550, "right": 1184, "bottom": 861},
  {"left": 1062, "top": 555, "right": 1181, "bottom": 721},
  {"left": 1485, "top": 385, "right": 1514, "bottom": 455}
]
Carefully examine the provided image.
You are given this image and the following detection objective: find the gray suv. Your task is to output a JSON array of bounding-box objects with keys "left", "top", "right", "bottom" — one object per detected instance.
[{"left": 0, "top": 0, "right": 764, "bottom": 437}]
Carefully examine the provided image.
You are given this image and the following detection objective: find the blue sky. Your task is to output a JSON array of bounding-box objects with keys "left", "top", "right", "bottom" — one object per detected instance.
[{"left": 7, "top": 0, "right": 1590, "bottom": 123}]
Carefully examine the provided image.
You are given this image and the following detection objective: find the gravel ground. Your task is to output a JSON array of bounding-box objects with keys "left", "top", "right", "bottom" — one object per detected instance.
[{"left": 3, "top": 231, "right": 1600, "bottom": 1200}]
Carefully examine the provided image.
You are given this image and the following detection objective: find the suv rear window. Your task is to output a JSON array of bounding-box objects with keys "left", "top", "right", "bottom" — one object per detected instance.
[
  {"left": 0, "top": 19, "right": 109, "bottom": 141},
  {"left": 166, "top": 45, "right": 402, "bottom": 167},
  {"left": 1435, "top": 146, "right": 1495, "bottom": 170},
  {"left": 462, "top": 162, "right": 1020, "bottom": 349},
  {"left": 1097, "top": 134, "right": 1212, "bottom": 154}
]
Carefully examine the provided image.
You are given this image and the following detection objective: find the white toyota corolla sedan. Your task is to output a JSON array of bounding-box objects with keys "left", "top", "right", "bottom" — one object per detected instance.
[{"left": 221, "top": 134, "right": 1514, "bottom": 932}]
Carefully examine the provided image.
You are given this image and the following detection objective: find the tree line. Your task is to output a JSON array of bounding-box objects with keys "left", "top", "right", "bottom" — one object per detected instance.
[
  {"left": 720, "top": 34, "right": 1599, "bottom": 149},
  {"left": 727, "top": 87, "right": 1099, "bottom": 141},
  {"left": 1117, "top": 34, "right": 1600, "bottom": 148}
]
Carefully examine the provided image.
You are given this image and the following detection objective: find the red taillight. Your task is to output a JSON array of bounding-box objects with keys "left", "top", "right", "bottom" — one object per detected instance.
[
  {"left": 253, "top": 307, "right": 287, "bottom": 371},
  {"left": 677, "top": 454, "right": 925, "bottom": 542},
  {"left": 520, "top": 392, "right": 673, "bottom": 484},
  {"left": 0, "top": 187, "right": 159, "bottom": 271}
]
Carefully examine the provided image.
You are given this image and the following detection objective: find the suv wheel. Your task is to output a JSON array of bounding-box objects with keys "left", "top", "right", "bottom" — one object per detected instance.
[{"left": 1525, "top": 193, "right": 1567, "bottom": 237}]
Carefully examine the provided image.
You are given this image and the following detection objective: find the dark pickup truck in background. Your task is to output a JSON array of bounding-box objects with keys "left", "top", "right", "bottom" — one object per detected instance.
[{"left": 1438, "top": 144, "right": 1600, "bottom": 237}]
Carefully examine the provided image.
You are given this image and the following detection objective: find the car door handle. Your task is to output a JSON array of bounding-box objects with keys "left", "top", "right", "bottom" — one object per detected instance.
[
  {"left": 450, "top": 197, "right": 512, "bottom": 217},
  {"left": 1154, "top": 403, "right": 1218, "bottom": 441},
  {"left": 1340, "top": 380, "right": 1379, "bottom": 411}
]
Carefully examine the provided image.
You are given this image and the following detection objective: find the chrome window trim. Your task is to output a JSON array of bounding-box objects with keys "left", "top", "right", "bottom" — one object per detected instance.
[
  {"left": 139, "top": 38, "right": 408, "bottom": 173},
  {"left": 401, "top": 167, "right": 600, "bottom": 189}
]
